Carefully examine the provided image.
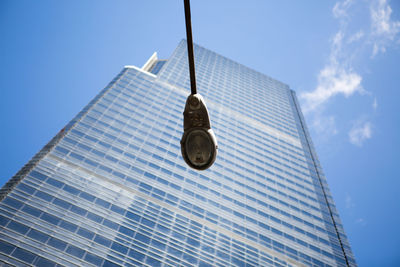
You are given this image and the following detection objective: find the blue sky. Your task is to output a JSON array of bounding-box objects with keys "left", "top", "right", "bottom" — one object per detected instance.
[{"left": 1, "top": 0, "right": 399, "bottom": 265}]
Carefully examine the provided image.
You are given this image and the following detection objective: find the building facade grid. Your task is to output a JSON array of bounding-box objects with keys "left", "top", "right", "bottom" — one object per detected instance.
[{"left": 0, "top": 40, "right": 356, "bottom": 266}]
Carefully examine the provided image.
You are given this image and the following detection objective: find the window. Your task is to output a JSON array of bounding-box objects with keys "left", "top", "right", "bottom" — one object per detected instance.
[
  {"left": 27, "top": 229, "right": 49, "bottom": 243},
  {"left": 22, "top": 205, "right": 42, "bottom": 217},
  {"left": 47, "top": 237, "right": 67, "bottom": 251},
  {"left": 84, "top": 252, "right": 103, "bottom": 265},
  {"left": 77, "top": 228, "right": 95, "bottom": 240},
  {"left": 7, "top": 221, "right": 29, "bottom": 234},
  {"left": 12, "top": 247, "right": 36, "bottom": 263},
  {"left": 111, "top": 242, "right": 129, "bottom": 254},
  {"left": 3, "top": 197, "right": 23, "bottom": 209},
  {"left": 59, "top": 220, "right": 78, "bottom": 232},
  {"left": 66, "top": 245, "right": 85, "bottom": 258},
  {"left": 94, "top": 235, "right": 112, "bottom": 247}
]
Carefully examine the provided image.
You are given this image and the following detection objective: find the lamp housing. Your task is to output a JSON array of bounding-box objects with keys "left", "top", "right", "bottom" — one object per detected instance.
[{"left": 181, "top": 94, "right": 217, "bottom": 170}]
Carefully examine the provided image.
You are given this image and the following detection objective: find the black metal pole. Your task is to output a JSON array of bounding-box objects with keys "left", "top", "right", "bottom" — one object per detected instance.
[{"left": 184, "top": 0, "right": 197, "bottom": 95}]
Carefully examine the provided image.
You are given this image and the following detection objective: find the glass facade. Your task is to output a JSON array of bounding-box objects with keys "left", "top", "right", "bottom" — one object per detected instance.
[{"left": 0, "top": 40, "right": 356, "bottom": 266}]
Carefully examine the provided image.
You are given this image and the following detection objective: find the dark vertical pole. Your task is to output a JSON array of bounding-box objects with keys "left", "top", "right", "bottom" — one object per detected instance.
[{"left": 184, "top": 0, "right": 197, "bottom": 95}]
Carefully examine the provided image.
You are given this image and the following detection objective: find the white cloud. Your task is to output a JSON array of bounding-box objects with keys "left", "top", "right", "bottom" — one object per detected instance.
[
  {"left": 372, "top": 42, "right": 385, "bottom": 56},
  {"left": 301, "top": 64, "right": 362, "bottom": 113},
  {"left": 370, "top": 0, "right": 400, "bottom": 56},
  {"left": 300, "top": 19, "right": 364, "bottom": 113},
  {"left": 355, "top": 218, "right": 367, "bottom": 226},
  {"left": 331, "top": 31, "right": 344, "bottom": 57},
  {"left": 372, "top": 97, "right": 378, "bottom": 110},
  {"left": 371, "top": 0, "right": 400, "bottom": 36},
  {"left": 300, "top": 0, "right": 393, "bottom": 145},
  {"left": 348, "top": 30, "right": 365, "bottom": 43},
  {"left": 345, "top": 194, "right": 355, "bottom": 209},
  {"left": 333, "top": 0, "right": 354, "bottom": 19},
  {"left": 349, "top": 121, "right": 373, "bottom": 146},
  {"left": 312, "top": 115, "right": 338, "bottom": 136}
]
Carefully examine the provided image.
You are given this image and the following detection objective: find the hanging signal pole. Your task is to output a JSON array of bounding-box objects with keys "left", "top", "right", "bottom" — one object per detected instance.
[
  {"left": 180, "top": 0, "right": 218, "bottom": 170},
  {"left": 184, "top": 0, "right": 197, "bottom": 95}
]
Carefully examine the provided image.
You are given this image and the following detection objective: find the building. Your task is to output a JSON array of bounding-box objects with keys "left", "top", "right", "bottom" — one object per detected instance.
[{"left": 0, "top": 40, "right": 356, "bottom": 266}]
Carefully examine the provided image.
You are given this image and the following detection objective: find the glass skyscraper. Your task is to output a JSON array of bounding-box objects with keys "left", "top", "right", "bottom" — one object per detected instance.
[{"left": 0, "top": 40, "right": 356, "bottom": 266}]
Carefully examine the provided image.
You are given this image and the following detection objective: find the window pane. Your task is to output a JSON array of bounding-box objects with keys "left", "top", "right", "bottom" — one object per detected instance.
[
  {"left": 66, "top": 245, "right": 85, "bottom": 258},
  {"left": 7, "top": 221, "right": 29, "bottom": 234},
  {"left": 47, "top": 237, "right": 67, "bottom": 251},
  {"left": 27, "top": 229, "right": 49, "bottom": 243},
  {"left": 12, "top": 247, "right": 36, "bottom": 263}
]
